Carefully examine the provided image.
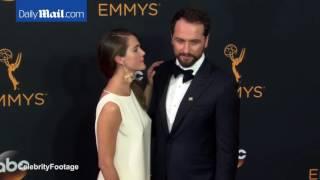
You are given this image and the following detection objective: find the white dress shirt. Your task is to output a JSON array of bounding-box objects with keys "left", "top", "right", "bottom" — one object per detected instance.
[{"left": 165, "top": 53, "right": 205, "bottom": 132}]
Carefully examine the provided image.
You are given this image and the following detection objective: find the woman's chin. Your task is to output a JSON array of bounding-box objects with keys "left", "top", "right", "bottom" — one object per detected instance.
[{"left": 139, "top": 65, "right": 146, "bottom": 70}]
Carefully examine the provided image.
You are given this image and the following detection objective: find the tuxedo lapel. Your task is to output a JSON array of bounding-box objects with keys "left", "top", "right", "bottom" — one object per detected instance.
[
  {"left": 170, "top": 60, "right": 215, "bottom": 136},
  {"left": 159, "top": 81, "right": 170, "bottom": 136},
  {"left": 157, "top": 61, "right": 175, "bottom": 136}
]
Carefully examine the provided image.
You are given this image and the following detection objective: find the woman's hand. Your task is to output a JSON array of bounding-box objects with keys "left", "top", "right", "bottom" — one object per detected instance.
[
  {"left": 145, "top": 60, "right": 164, "bottom": 109},
  {"left": 147, "top": 60, "right": 164, "bottom": 86}
]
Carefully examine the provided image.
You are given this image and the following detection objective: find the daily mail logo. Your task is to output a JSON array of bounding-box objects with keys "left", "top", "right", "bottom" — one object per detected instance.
[{"left": 16, "top": 0, "right": 87, "bottom": 22}]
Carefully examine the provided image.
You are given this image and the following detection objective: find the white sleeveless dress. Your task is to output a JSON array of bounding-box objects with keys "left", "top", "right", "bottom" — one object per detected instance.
[{"left": 95, "top": 90, "right": 151, "bottom": 180}]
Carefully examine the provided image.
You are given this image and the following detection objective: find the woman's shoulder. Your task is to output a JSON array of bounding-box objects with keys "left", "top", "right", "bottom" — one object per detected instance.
[{"left": 97, "top": 93, "right": 121, "bottom": 111}]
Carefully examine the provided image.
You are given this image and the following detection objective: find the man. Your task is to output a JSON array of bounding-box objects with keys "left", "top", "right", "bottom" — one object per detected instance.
[{"left": 149, "top": 8, "right": 240, "bottom": 180}]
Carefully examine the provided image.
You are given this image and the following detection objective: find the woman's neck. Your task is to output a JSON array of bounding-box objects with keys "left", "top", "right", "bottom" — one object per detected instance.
[{"left": 105, "top": 72, "right": 132, "bottom": 96}]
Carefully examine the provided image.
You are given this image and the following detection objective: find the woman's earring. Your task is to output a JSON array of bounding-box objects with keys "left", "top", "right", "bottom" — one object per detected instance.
[
  {"left": 134, "top": 71, "right": 144, "bottom": 81},
  {"left": 123, "top": 65, "right": 134, "bottom": 83}
]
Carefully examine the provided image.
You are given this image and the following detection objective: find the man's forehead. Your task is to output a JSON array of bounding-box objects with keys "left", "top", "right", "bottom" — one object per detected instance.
[
  {"left": 172, "top": 31, "right": 206, "bottom": 41},
  {"left": 173, "top": 19, "right": 205, "bottom": 36}
]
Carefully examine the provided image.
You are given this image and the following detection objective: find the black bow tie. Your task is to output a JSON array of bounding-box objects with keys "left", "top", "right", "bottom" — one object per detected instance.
[{"left": 172, "top": 65, "right": 194, "bottom": 83}]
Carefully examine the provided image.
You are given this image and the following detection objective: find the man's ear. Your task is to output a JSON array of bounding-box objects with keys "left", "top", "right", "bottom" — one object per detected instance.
[{"left": 204, "top": 34, "right": 210, "bottom": 48}]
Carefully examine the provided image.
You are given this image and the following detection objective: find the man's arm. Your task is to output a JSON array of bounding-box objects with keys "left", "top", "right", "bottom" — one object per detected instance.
[{"left": 215, "top": 79, "right": 240, "bottom": 180}]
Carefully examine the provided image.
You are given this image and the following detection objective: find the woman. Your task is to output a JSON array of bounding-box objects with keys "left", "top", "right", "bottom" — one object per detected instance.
[{"left": 95, "top": 29, "right": 161, "bottom": 180}]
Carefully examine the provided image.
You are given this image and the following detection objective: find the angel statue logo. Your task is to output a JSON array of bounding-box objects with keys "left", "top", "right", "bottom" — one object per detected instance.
[
  {"left": 224, "top": 43, "right": 265, "bottom": 99},
  {"left": 0, "top": 49, "right": 22, "bottom": 91},
  {"left": 0, "top": 48, "right": 48, "bottom": 107},
  {"left": 224, "top": 44, "right": 246, "bottom": 83}
]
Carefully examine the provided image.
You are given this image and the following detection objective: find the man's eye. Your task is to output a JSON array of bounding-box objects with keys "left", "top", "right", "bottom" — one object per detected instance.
[
  {"left": 175, "top": 39, "right": 184, "bottom": 43},
  {"left": 190, "top": 41, "right": 200, "bottom": 45}
]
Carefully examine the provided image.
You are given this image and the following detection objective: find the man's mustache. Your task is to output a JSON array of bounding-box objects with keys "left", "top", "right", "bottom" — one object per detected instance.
[{"left": 178, "top": 53, "right": 196, "bottom": 58}]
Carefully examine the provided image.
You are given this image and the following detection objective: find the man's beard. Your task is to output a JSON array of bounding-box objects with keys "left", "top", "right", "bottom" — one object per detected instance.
[{"left": 176, "top": 53, "right": 201, "bottom": 68}]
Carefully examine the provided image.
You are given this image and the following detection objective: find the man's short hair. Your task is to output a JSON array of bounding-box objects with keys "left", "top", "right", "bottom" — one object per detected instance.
[{"left": 171, "top": 8, "right": 211, "bottom": 37}]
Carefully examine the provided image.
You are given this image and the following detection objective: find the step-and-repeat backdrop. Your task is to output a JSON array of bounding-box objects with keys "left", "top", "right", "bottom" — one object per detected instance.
[{"left": 0, "top": 0, "right": 319, "bottom": 179}]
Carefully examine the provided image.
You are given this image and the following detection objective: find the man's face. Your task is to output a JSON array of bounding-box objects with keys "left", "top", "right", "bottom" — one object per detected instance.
[{"left": 171, "top": 18, "right": 209, "bottom": 67}]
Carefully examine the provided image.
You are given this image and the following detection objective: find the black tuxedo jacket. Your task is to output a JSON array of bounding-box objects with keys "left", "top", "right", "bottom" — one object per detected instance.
[{"left": 148, "top": 59, "right": 239, "bottom": 180}]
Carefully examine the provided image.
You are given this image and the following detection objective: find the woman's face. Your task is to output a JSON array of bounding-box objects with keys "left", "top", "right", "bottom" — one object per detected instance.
[{"left": 122, "top": 35, "right": 146, "bottom": 71}]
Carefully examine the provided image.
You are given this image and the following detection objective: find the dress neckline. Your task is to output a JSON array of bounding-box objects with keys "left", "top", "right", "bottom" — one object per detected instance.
[{"left": 103, "top": 89, "right": 132, "bottom": 98}]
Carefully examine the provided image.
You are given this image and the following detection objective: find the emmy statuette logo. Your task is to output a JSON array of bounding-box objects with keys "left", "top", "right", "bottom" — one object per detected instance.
[
  {"left": 0, "top": 48, "right": 48, "bottom": 107},
  {"left": 224, "top": 43, "right": 265, "bottom": 99},
  {"left": 0, "top": 49, "right": 22, "bottom": 91},
  {"left": 224, "top": 44, "right": 246, "bottom": 83}
]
